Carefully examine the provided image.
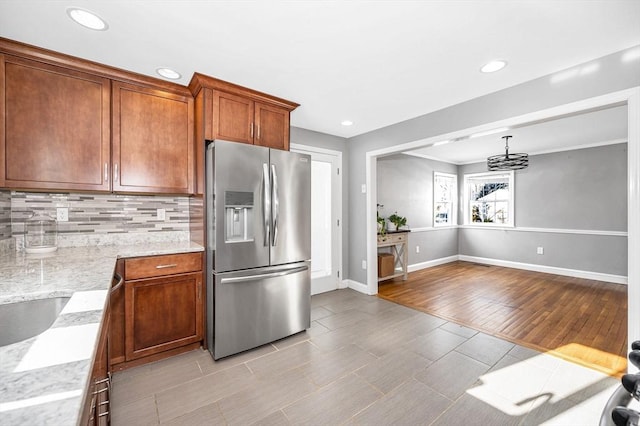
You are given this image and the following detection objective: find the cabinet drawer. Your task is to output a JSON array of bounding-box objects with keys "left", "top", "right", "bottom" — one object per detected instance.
[
  {"left": 125, "top": 252, "right": 202, "bottom": 280},
  {"left": 377, "top": 233, "right": 407, "bottom": 244}
]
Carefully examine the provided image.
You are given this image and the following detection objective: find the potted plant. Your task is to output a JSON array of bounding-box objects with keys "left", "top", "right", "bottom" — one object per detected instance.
[{"left": 388, "top": 212, "right": 407, "bottom": 231}]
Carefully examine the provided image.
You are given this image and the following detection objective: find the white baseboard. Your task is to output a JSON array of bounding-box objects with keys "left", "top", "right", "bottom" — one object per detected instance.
[
  {"left": 345, "top": 279, "right": 372, "bottom": 295},
  {"left": 458, "top": 255, "right": 628, "bottom": 285},
  {"left": 338, "top": 279, "right": 349, "bottom": 289},
  {"left": 408, "top": 255, "right": 459, "bottom": 273}
]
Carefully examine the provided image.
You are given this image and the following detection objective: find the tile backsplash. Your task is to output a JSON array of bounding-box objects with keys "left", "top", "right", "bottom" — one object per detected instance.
[
  {"left": 9, "top": 191, "right": 191, "bottom": 249},
  {"left": 0, "top": 190, "right": 10, "bottom": 240}
]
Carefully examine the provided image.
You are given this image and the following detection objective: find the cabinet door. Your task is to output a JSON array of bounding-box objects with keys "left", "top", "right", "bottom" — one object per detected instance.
[
  {"left": 212, "top": 91, "right": 254, "bottom": 144},
  {"left": 125, "top": 272, "right": 203, "bottom": 360},
  {"left": 112, "top": 82, "right": 194, "bottom": 194},
  {"left": 109, "top": 261, "right": 125, "bottom": 366},
  {"left": 254, "top": 102, "right": 290, "bottom": 150},
  {"left": 1, "top": 55, "right": 111, "bottom": 191}
]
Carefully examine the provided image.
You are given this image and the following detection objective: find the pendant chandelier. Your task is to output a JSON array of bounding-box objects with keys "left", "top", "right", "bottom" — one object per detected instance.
[{"left": 487, "top": 135, "right": 528, "bottom": 171}]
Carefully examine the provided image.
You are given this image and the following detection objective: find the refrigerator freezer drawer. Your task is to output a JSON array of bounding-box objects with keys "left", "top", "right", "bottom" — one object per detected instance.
[{"left": 212, "top": 261, "right": 311, "bottom": 359}]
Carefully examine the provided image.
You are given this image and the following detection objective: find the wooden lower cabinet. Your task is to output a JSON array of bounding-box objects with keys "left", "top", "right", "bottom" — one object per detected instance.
[
  {"left": 109, "top": 252, "right": 204, "bottom": 369},
  {"left": 125, "top": 272, "right": 203, "bottom": 360}
]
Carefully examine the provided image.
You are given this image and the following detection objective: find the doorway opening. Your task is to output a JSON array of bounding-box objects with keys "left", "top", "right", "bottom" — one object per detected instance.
[{"left": 291, "top": 144, "right": 343, "bottom": 295}]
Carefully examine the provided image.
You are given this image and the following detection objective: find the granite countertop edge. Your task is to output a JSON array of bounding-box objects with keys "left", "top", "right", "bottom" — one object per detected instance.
[{"left": 0, "top": 241, "right": 204, "bottom": 425}]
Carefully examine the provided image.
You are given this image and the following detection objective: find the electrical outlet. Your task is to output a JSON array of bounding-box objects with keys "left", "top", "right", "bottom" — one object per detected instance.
[
  {"left": 361, "top": 184, "right": 366, "bottom": 194},
  {"left": 537, "top": 246, "right": 544, "bottom": 255},
  {"left": 157, "top": 208, "right": 166, "bottom": 220},
  {"left": 416, "top": 245, "right": 420, "bottom": 253},
  {"left": 56, "top": 207, "right": 68, "bottom": 222},
  {"left": 361, "top": 260, "right": 367, "bottom": 269}
]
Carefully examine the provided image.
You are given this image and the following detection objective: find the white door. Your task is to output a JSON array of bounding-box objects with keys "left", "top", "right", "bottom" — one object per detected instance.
[{"left": 291, "top": 145, "right": 342, "bottom": 295}]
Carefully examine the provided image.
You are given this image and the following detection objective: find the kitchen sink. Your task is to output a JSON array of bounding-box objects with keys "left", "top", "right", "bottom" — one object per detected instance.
[{"left": 0, "top": 297, "right": 70, "bottom": 347}]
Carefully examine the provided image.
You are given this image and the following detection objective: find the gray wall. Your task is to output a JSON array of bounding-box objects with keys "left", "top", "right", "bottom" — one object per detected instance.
[
  {"left": 347, "top": 45, "right": 640, "bottom": 284},
  {"left": 377, "top": 154, "right": 458, "bottom": 265},
  {"left": 459, "top": 143, "right": 628, "bottom": 230},
  {"left": 458, "top": 144, "right": 628, "bottom": 276},
  {"left": 291, "top": 126, "right": 350, "bottom": 279}
]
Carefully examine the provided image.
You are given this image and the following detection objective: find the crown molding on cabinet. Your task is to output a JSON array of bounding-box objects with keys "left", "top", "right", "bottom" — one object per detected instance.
[{"left": 0, "top": 37, "right": 191, "bottom": 97}]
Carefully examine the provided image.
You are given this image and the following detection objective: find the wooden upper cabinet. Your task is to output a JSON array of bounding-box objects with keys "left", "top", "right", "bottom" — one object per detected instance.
[
  {"left": 189, "top": 73, "right": 298, "bottom": 152},
  {"left": 211, "top": 91, "right": 291, "bottom": 150},
  {"left": 112, "top": 82, "right": 194, "bottom": 194},
  {"left": 213, "top": 91, "right": 254, "bottom": 144},
  {"left": 255, "top": 101, "right": 290, "bottom": 150},
  {"left": 1, "top": 54, "right": 111, "bottom": 191}
]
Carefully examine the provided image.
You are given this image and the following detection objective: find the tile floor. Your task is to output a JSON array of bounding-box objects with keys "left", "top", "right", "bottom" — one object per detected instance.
[{"left": 112, "top": 289, "right": 625, "bottom": 425}]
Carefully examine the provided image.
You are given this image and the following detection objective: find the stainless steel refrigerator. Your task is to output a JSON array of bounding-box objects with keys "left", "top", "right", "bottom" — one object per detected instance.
[{"left": 205, "top": 140, "right": 311, "bottom": 359}]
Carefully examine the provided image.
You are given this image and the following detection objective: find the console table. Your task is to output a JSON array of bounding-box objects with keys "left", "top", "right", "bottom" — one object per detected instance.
[{"left": 377, "top": 230, "right": 409, "bottom": 281}]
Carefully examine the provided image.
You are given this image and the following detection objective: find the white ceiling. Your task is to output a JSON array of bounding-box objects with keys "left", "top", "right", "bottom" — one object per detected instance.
[
  {"left": 403, "top": 104, "right": 628, "bottom": 164},
  {"left": 0, "top": 1, "right": 639, "bottom": 138}
]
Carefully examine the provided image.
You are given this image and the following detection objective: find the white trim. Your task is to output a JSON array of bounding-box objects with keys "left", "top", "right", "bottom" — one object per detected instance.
[
  {"left": 365, "top": 87, "right": 639, "bottom": 363},
  {"left": 456, "top": 137, "right": 629, "bottom": 166},
  {"left": 408, "top": 255, "right": 459, "bottom": 272},
  {"left": 338, "top": 279, "right": 349, "bottom": 290},
  {"left": 410, "top": 226, "right": 458, "bottom": 233},
  {"left": 291, "top": 143, "right": 341, "bottom": 157},
  {"left": 345, "top": 279, "right": 371, "bottom": 295},
  {"left": 291, "top": 143, "right": 343, "bottom": 296},
  {"left": 459, "top": 255, "right": 628, "bottom": 285},
  {"left": 404, "top": 137, "right": 628, "bottom": 166},
  {"left": 628, "top": 88, "right": 640, "bottom": 364},
  {"left": 460, "top": 225, "right": 627, "bottom": 237}
]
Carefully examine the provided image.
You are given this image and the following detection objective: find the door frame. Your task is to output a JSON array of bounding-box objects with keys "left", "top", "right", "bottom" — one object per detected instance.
[
  {"left": 364, "top": 86, "right": 640, "bottom": 359},
  {"left": 291, "top": 143, "right": 344, "bottom": 292}
]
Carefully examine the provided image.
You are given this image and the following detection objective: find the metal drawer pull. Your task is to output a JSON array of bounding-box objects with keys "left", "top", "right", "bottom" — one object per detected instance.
[
  {"left": 111, "top": 273, "right": 123, "bottom": 293},
  {"left": 95, "top": 377, "right": 110, "bottom": 384},
  {"left": 98, "top": 411, "right": 110, "bottom": 418},
  {"left": 92, "top": 386, "right": 109, "bottom": 395},
  {"left": 155, "top": 264, "right": 178, "bottom": 269}
]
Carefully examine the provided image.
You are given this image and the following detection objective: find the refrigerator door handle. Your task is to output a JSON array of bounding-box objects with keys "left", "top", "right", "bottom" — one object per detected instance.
[
  {"left": 263, "top": 163, "right": 271, "bottom": 246},
  {"left": 220, "top": 265, "right": 308, "bottom": 284},
  {"left": 271, "top": 164, "right": 279, "bottom": 246}
]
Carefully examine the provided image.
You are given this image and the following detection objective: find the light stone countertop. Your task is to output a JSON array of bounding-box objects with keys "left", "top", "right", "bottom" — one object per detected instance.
[{"left": 0, "top": 241, "right": 204, "bottom": 425}]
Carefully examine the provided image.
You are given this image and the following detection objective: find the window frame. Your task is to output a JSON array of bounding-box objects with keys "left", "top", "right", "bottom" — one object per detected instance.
[
  {"left": 463, "top": 170, "right": 515, "bottom": 227},
  {"left": 433, "top": 171, "right": 458, "bottom": 228}
]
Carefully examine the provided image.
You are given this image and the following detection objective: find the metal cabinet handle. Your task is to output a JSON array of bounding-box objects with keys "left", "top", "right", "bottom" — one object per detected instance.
[
  {"left": 92, "top": 386, "right": 109, "bottom": 395},
  {"left": 155, "top": 263, "right": 177, "bottom": 269},
  {"left": 271, "top": 164, "right": 279, "bottom": 246},
  {"left": 250, "top": 123, "right": 254, "bottom": 139},
  {"left": 221, "top": 265, "right": 308, "bottom": 284},
  {"left": 111, "top": 273, "right": 123, "bottom": 293},
  {"left": 104, "top": 163, "right": 108, "bottom": 182},
  {"left": 114, "top": 163, "right": 119, "bottom": 183},
  {"left": 257, "top": 125, "right": 261, "bottom": 140},
  {"left": 263, "top": 163, "right": 270, "bottom": 247}
]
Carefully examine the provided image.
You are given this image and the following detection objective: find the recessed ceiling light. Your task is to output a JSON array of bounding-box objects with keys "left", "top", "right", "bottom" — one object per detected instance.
[
  {"left": 480, "top": 60, "right": 507, "bottom": 73},
  {"left": 66, "top": 8, "right": 108, "bottom": 31},
  {"left": 341, "top": 120, "right": 353, "bottom": 126},
  {"left": 156, "top": 68, "right": 182, "bottom": 80}
]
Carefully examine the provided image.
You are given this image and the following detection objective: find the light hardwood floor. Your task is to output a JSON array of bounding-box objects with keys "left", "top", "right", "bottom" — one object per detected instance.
[{"left": 378, "top": 261, "right": 628, "bottom": 376}]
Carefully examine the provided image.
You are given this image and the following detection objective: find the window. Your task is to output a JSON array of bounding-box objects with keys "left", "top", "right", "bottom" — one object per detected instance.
[
  {"left": 433, "top": 172, "right": 457, "bottom": 227},
  {"left": 463, "top": 171, "right": 514, "bottom": 226}
]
